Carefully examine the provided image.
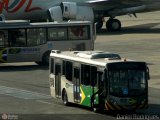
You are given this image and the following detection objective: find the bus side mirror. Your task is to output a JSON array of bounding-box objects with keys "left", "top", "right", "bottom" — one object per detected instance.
[{"left": 147, "top": 67, "right": 150, "bottom": 80}]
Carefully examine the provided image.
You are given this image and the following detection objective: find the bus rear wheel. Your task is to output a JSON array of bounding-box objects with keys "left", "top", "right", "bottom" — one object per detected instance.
[
  {"left": 93, "top": 107, "right": 100, "bottom": 113},
  {"left": 35, "top": 51, "right": 50, "bottom": 66}
]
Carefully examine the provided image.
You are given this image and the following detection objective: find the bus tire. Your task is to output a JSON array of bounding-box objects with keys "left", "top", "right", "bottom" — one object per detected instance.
[
  {"left": 62, "top": 90, "right": 69, "bottom": 106},
  {"left": 93, "top": 107, "right": 98, "bottom": 113},
  {"left": 93, "top": 107, "right": 101, "bottom": 113},
  {"left": 42, "top": 51, "right": 51, "bottom": 66}
]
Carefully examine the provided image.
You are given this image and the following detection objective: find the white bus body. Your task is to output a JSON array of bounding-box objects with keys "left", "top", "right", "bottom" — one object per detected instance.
[
  {"left": 0, "top": 20, "right": 95, "bottom": 65},
  {"left": 49, "top": 50, "right": 149, "bottom": 111}
]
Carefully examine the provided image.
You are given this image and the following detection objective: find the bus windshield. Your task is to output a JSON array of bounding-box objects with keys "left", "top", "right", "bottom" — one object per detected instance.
[{"left": 108, "top": 63, "right": 147, "bottom": 97}]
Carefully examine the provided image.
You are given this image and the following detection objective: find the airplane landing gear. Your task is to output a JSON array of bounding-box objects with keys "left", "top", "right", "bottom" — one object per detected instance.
[
  {"left": 96, "top": 20, "right": 103, "bottom": 31},
  {"left": 106, "top": 18, "right": 121, "bottom": 31}
]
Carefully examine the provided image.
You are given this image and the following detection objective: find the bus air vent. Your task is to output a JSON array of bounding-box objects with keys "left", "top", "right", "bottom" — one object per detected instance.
[
  {"left": 51, "top": 50, "right": 61, "bottom": 54},
  {"left": 76, "top": 51, "right": 121, "bottom": 59}
]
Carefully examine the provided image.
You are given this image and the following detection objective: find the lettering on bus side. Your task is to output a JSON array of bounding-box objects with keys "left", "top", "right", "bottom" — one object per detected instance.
[{"left": 8, "top": 48, "right": 40, "bottom": 54}]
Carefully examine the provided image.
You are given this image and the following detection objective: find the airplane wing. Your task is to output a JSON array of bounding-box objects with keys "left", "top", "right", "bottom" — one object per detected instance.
[
  {"left": 87, "top": 0, "right": 144, "bottom": 5},
  {"left": 84, "top": 0, "right": 150, "bottom": 17}
]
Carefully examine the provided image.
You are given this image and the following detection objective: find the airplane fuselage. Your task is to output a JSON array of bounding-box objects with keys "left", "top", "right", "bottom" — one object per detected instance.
[
  {"left": 0, "top": 0, "right": 160, "bottom": 31},
  {"left": 1, "top": 0, "right": 160, "bottom": 20}
]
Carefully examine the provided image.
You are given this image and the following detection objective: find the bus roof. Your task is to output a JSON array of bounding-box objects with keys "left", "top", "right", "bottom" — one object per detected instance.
[
  {"left": 50, "top": 50, "right": 134, "bottom": 67},
  {"left": 31, "top": 21, "right": 91, "bottom": 25},
  {"left": 0, "top": 20, "right": 92, "bottom": 29}
]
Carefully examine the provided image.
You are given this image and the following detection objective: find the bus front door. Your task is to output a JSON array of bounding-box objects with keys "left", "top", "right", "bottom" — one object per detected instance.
[
  {"left": 55, "top": 64, "right": 61, "bottom": 98},
  {"left": 73, "top": 68, "right": 81, "bottom": 103},
  {"left": 92, "top": 71, "right": 103, "bottom": 109}
]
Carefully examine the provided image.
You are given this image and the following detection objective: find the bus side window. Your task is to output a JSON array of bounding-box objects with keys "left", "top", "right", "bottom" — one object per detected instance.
[
  {"left": 91, "top": 66, "right": 97, "bottom": 87},
  {"left": 48, "top": 28, "right": 67, "bottom": 41},
  {"left": 48, "top": 28, "right": 57, "bottom": 41},
  {"left": 39, "top": 31, "right": 46, "bottom": 44},
  {"left": 81, "top": 64, "right": 90, "bottom": 86},
  {"left": 27, "top": 28, "right": 46, "bottom": 46},
  {"left": 9, "top": 29, "right": 26, "bottom": 47},
  {"left": 102, "top": 69, "right": 108, "bottom": 97},
  {"left": 63, "top": 61, "right": 73, "bottom": 81},
  {"left": 68, "top": 26, "right": 89, "bottom": 40},
  {"left": 0, "top": 30, "right": 8, "bottom": 47}
]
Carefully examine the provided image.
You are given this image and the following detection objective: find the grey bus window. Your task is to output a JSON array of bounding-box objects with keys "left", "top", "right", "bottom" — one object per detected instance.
[
  {"left": 68, "top": 26, "right": 90, "bottom": 40},
  {"left": 0, "top": 30, "right": 8, "bottom": 47},
  {"left": 48, "top": 28, "right": 67, "bottom": 41},
  {"left": 27, "top": 28, "right": 46, "bottom": 46},
  {"left": 9, "top": 29, "right": 26, "bottom": 47}
]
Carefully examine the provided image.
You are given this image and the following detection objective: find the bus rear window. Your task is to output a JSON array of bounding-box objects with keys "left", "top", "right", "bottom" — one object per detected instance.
[{"left": 68, "top": 26, "right": 90, "bottom": 40}]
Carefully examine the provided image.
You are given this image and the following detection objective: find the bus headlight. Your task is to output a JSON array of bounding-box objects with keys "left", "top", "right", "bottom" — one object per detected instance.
[{"left": 109, "top": 98, "right": 117, "bottom": 105}]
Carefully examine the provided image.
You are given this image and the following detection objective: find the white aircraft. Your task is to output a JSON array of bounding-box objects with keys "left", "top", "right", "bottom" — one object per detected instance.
[{"left": 0, "top": 0, "right": 160, "bottom": 31}]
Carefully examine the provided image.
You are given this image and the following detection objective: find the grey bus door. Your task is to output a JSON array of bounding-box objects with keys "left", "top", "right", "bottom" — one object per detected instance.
[{"left": 55, "top": 64, "right": 61, "bottom": 98}]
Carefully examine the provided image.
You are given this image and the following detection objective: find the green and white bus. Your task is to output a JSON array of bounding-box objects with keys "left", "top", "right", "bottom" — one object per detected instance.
[
  {"left": 49, "top": 50, "right": 150, "bottom": 111},
  {"left": 0, "top": 20, "right": 95, "bottom": 65}
]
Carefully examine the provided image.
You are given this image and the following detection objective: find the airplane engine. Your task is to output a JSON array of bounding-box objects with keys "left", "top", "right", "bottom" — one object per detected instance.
[
  {"left": 48, "top": 2, "right": 94, "bottom": 22},
  {"left": 48, "top": 6, "right": 63, "bottom": 22},
  {"left": 61, "top": 2, "right": 77, "bottom": 19}
]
